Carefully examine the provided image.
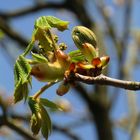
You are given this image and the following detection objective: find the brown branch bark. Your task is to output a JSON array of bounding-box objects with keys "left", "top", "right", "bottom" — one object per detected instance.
[
  {"left": 0, "top": 2, "right": 66, "bottom": 19},
  {"left": 70, "top": 73, "right": 140, "bottom": 91},
  {"left": 0, "top": 17, "right": 28, "bottom": 47},
  {"left": 73, "top": 83, "right": 113, "bottom": 140}
]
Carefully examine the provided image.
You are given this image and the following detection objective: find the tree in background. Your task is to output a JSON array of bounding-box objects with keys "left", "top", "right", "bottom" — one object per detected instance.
[{"left": 0, "top": 0, "right": 140, "bottom": 140}]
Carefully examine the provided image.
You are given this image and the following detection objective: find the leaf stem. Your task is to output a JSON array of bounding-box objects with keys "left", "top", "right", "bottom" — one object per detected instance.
[
  {"left": 33, "top": 81, "right": 58, "bottom": 99},
  {"left": 48, "top": 29, "right": 59, "bottom": 51}
]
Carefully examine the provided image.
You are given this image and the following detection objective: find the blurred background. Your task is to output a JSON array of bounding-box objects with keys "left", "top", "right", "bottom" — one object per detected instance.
[{"left": 0, "top": 0, "right": 140, "bottom": 140}]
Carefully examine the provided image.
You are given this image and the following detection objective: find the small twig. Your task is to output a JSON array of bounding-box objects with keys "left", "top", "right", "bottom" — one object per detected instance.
[
  {"left": 71, "top": 73, "right": 140, "bottom": 91},
  {"left": 33, "top": 81, "right": 58, "bottom": 99}
]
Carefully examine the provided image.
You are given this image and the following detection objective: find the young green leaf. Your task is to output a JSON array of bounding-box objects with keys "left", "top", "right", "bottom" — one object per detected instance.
[
  {"left": 32, "top": 28, "right": 53, "bottom": 52},
  {"left": 45, "top": 16, "right": 69, "bottom": 31},
  {"left": 28, "top": 97, "right": 40, "bottom": 114},
  {"left": 23, "top": 41, "right": 34, "bottom": 57},
  {"left": 18, "top": 55, "right": 31, "bottom": 84},
  {"left": 68, "top": 49, "right": 85, "bottom": 62},
  {"left": 14, "top": 56, "right": 31, "bottom": 103},
  {"left": 28, "top": 97, "right": 42, "bottom": 135},
  {"left": 14, "top": 79, "right": 24, "bottom": 103},
  {"left": 35, "top": 16, "right": 51, "bottom": 30},
  {"left": 39, "top": 98, "right": 62, "bottom": 111},
  {"left": 32, "top": 52, "right": 48, "bottom": 63},
  {"left": 40, "top": 104, "right": 52, "bottom": 140},
  {"left": 35, "top": 16, "right": 69, "bottom": 31},
  {"left": 30, "top": 113, "right": 42, "bottom": 135}
]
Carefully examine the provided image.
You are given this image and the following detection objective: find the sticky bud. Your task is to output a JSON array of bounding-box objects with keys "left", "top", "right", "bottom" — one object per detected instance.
[
  {"left": 81, "top": 43, "right": 99, "bottom": 62},
  {"left": 100, "top": 56, "right": 110, "bottom": 69},
  {"left": 72, "top": 26, "right": 97, "bottom": 49},
  {"left": 56, "top": 82, "right": 70, "bottom": 96}
]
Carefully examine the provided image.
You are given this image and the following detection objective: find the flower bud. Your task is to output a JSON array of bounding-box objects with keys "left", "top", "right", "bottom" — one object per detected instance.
[
  {"left": 72, "top": 26, "right": 97, "bottom": 49},
  {"left": 56, "top": 82, "right": 70, "bottom": 96},
  {"left": 81, "top": 43, "right": 99, "bottom": 62},
  {"left": 100, "top": 56, "right": 110, "bottom": 69}
]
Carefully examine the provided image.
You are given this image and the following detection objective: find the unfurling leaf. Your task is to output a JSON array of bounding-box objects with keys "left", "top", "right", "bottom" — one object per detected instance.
[
  {"left": 32, "top": 28, "right": 53, "bottom": 52},
  {"left": 28, "top": 97, "right": 52, "bottom": 139},
  {"left": 14, "top": 56, "right": 31, "bottom": 103},
  {"left": 31, "top": 52, "right": 48, "bottom": 63},
  {"left": 35, "top": 16, "right": 51, "bottom": 30},
  {"left": 45, "top": 16, "right": 69, "bottom": 31},
  {"left": 40, "top": 104, "right": 52, "bottom": 140},
  {"left": 39, "top": 98, "right": 62, "bottom": 111},
  {"left": 30, "top": 113, "right": 42, "bottom": 135},
  {"left": 100, "top": 56, "right": 110, "bottom": 69},
  {"left": 28, "top": 97, "right": 42, "bottom": 135},
  {"left": 68, "top": 49, "right": 85, "bottom": 62},
  {"left": 23, "top": 41, "right": 34, "bottom": 57},
  {"left": 81, "top": 43, "right": 99, "bottom": 62},
  {"left": 35, "top": 16, "right": 69, "bottom": 31}
]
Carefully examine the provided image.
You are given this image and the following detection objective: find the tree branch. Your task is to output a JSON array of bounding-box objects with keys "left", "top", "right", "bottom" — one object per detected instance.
[
  {"left": 0, "top": 17, "right": 28, "bottom": 47},
  {"left": 0, "top": 2, "right": 66, "bottom": 19},
  {"left": 70, "top": 73, "right": 140, "bottom": 91},
  {"left": 73, "top": 83, "right": 113, "bottom": 140}
]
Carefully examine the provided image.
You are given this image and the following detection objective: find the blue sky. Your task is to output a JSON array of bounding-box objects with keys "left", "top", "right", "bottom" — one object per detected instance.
[{"left": 0, "top": 0, "right": 140, "bottom": 140}]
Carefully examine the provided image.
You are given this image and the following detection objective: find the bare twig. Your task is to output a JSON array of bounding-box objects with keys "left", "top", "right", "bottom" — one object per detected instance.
[
  {"left": 0, "top": 2, "right": 66, "bottom": 19},
  {"left": 33, "top": 81, "right": 58, "bottom": 99},
  {"left": 70, "top": 73, "right": 140, "bottom": 91}
]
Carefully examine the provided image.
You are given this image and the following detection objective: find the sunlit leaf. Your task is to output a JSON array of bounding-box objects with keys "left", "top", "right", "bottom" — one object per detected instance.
[
  {"left": 29, "top": 97, "right": 42, "bottom": 135},
  {"left": 45, "top": 16, "right": 69, "bottom": 31},
  {"left": 32, "top": 52, "right": 48, "bottom": 63},
  {"left": 39, "top": 98, "right": 62, "bottom": 111},
  {"left": 35, "top": 16, "right": 51, "bottom": 30},
  {"left": 32, "top": 28, "right": 53, "bottom": 52},
  {"left": 28, "top": 97, "right": 40, "bottom": 114},
  {"left": 40, "top": 104, "right": 52, "bottom": 140},
  {"left": 14, "top": 56, "right": 31, "bottom": 103},
  {"left": 30, "top": 113, "right": 42, "bottom": 135},
  {"left": 69, "top": 49, "right": 85, "bottom": 62}
]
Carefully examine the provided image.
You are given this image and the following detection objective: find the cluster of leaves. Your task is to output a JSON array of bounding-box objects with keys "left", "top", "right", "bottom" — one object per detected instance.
[
  {"left": 13, "top": 16, "right": 109, "bottom": 139},
  {"left": 14, "top": 16, "right": 69, "bottom": 139}
]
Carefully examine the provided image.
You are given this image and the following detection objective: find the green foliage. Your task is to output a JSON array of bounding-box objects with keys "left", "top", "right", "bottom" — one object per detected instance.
[
  {"left": 35, "top": 16, "right": 69, "bottom": 31},
  {"left": 28, "top": 97, "right": 52, "bottom": 139},
  {"left": 31, "top": 52, "right": 48, "bottom": 63},
  {"left": 13, "top": 15, "right": 110, "bottom": 139},
  {"left": 40, "top": 104, "right": 52, "bottom": 139},
  {"left": 14, "top": 55, "right": 31, "bottom": 103},
  {"left": 69, "top": 49, "right": 85, "bottom": 62},
  {"left": 39, "top": 98, "right": 62, "bottom": 111}
]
